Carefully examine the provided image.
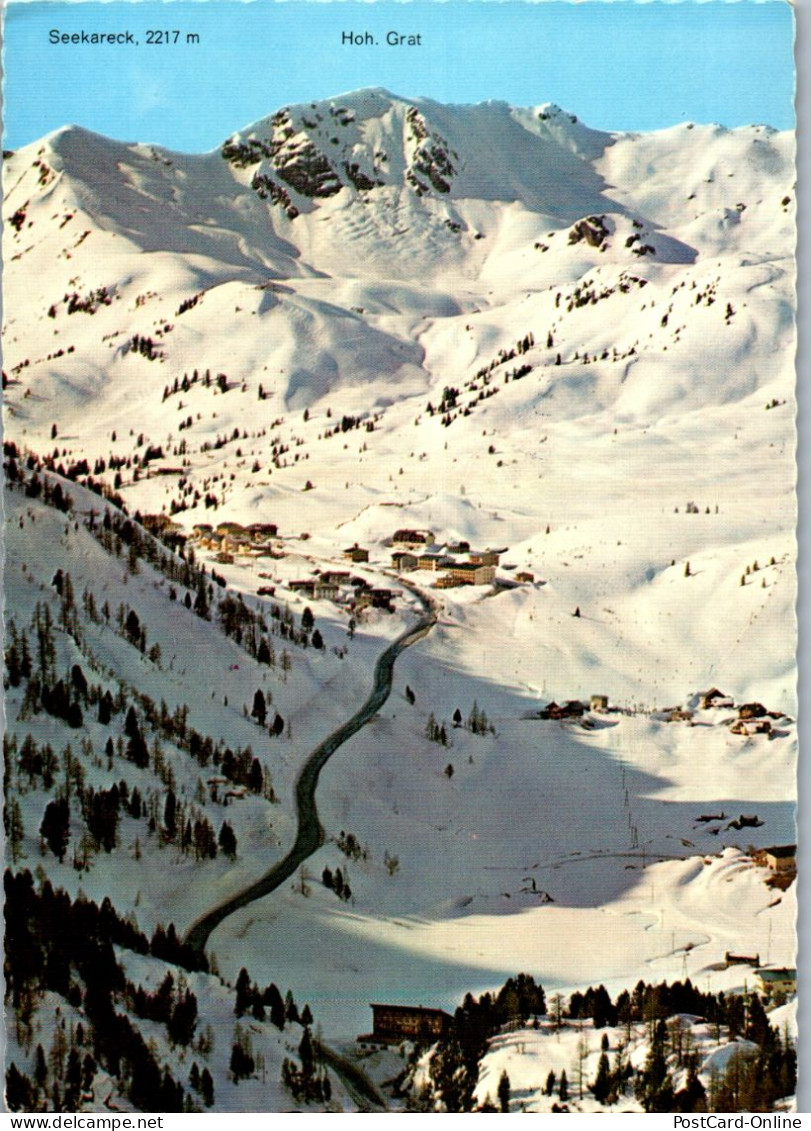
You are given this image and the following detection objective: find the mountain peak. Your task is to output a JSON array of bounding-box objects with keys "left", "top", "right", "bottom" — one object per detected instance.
[{"left": 220, "top": 90, "right": 618, "bottom": 217}]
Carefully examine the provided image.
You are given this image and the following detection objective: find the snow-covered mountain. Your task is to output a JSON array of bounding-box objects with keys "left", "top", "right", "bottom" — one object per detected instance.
[
  {"left": 2, "top": 91, "right": 797, "bottom": 1113},
  {"left": 3, "top": 88, "right": 794, "bottom": 410}
]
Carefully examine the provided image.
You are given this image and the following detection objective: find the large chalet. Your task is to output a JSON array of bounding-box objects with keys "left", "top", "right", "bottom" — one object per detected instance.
[{"left": 358, "top": 1003, "right": 454, "bottom": 1046}]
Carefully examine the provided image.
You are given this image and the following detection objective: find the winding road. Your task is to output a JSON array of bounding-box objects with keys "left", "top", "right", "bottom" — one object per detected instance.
[{"left": 185, "top": 603, "right": 437, "bottom": 961}]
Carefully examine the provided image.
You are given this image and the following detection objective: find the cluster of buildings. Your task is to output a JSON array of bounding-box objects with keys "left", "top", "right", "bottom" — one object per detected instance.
[
  {"left": 723, "top": 951, "right": 796, "bottom": 1000},
  {"left": 188, "top": 521, "right": 282, "bottom": 562},
  {"left": 290, "top": 571, "right": 395, "bottom": 613},
  {"left": 539, "top": 695, "right": 609, "bottom": 720},
  {"left": 181, "top": 524, "right": 397, "bottom": 611},
  {"left": 169, "top": 519, "right": 516, "bottom": 595},
  {"left": 289, "top": 575, "right": 342, "bottom": 601},
  {"left": 389, "top": 529, "right": 503, "bottom": 588},
  {"left": 178, "top": 518, "right": 534, "bottom": 617},
  {"left": 141, "top": 513, "right": 189, "bottom": 551},
  {"left": 658, "top": 690, "right": 790, "bottom": 737}
]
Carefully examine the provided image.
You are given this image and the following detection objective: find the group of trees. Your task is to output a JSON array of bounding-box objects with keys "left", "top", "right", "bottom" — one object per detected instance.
[
  {"left": 630, "top": 1001, "right": 795, "bottom": 1113},
  {"left": 5, "top": 451, "right": 320, "bottom": 768},
  {"left": 9, "top": 447, "right": 311, "bottom": 675},
  {"left": 4, "top": 619, "right": 33, "bottom": 689},
  {"left": 423, "top": 703, "right": 495, "bottom": 748},
  {"left": 425, "top": 975, "right": 547, "bottom": 1112},
  {"left": 40, "top": 799, "right": 70, "bottom": 861},
  {"left": 633, "top": 1018, "right": 694, "bottom": 1112},
  {"left": 562, "top": 978, "right": 795, "bottom": 1112},
  {"left": 7, "top": 719, "right": 242, "bottom": 872},
  {"left": 117, "top": 694, "right": 272, "bottom": 799},
  {"left": 218, "top": 588, "right": 318, "bottom": 663},
  {"left": 543, "top": 1069, "right": 569, "bottom": 1104},
  {"left": 250, "top": 689, "right": 285, "bottom": 737},
  {"left": 127, "top": 334, "right": 162, "bottom": 362},
  {"left": 233, "top": 966, "right": 308, "bottom": 1031},
  {"left": 415, "top": 974, "right": 795, "bottom": 1114},
  {"left": 336, "top": 830, "right": 367, "bottom": 860},
  {"left": 38, "top": 779, "right": 126, "bottom": 865},
  {"left": 7, "top": 1033, "right": 98, "bottom": 1113},
  {"left": 9, "top": 602, "right": 85, "bottom": 729},
  {"left": 89, "top": 505, "right": 208, "bottom": 599},
  {"left": 9, "top": 733, "right": 58, "bottom": 791},
  {"left": 161, "top": 786, "right": 235, "bottom": 861},
  {"left": 161, "top": 368, "right": 218, "bottom": 403},
  {"left": 568, "top": 977, "right": 769, "bottom": 1040},
  {"left": 423, "top": 332, "right": 538, "bottom": 429},
  {"left": 35, "top": 643, "right": 277, "bottom": 804},
  {"left": 707, "top": 1028, "right": 796, "bottom": 1113},
  {"left": 229, "top": 1025, "right": 256, "bottom": 1083},
  {"left": 188, "top": 1062, "right": 214, "bottom": 1107},
  {"left": 5, "top": 870, "right": 198, "bottom": 1111},
  {"left": 116, "top": 603, "right": 161, "bottom": 665},
  {"left": 425, "top": 713, "right": 449, "bottom": 746},
  {"left": 281, "top": 1028, "right": 331, "bottom": 1104},
  {"left": 6, "top": 870, "right": 204, "bottom": 993},
  {"left": 321, "top": 866, "right": 352, "bottom": 903},
  {"left": 9, "top": 462, "right": 75, "bottom": 515},
  {"left": 128, "top": 970, "right": 199, "bottom": 1047},
  {"left": 459, "top": 701, "right": 494, "bottom": 736}
]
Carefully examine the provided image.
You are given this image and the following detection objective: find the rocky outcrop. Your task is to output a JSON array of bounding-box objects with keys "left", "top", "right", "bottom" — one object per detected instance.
[
  {"left": 406, "top": 106, "right": 456, "bottom": 195},
  {"left": 568, "top": 215, "right": 610, "bottom": 248},
  {"left": 250, "top": 174, "right": 299, "bottom": 219}
]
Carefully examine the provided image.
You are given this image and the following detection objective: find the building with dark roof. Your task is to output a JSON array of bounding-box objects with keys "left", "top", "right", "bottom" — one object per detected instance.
[{"left": 358, "top": 1004, "right": 454, "bottom": 1046}]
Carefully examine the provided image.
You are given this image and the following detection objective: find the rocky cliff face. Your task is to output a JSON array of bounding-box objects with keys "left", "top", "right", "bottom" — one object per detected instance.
[{"left": 222, "top": 94, "right": 462, "bottom": 209}]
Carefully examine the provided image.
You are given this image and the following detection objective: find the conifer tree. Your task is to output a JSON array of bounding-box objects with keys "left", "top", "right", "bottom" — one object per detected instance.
[
  {"left": 299, "top": 1027, "right": 315, "bottom": 1079},
  {"left": 40, "top": 798, "right": 70, "bottom": 861},
  {"left": 592, "top": 1052, "right": 611, "bottom": 1103},
  {"left": 235, "top": 969, "right": 253, "bottom": 1016},
  {"left": 200, "top": 1067, "right": 214, "bottom": 1107},
  {"left": 34, "top": 1045, "right": 47, "bottom": 1091},
  {"left": 218, "top": 821, "right": 237, "bottom": 858},
  {"left": 251, "top": 689, "right": 267, "bottom": 727},
  {"left": 497, "top": 1070, "right": 511, "bottom": 1112}
]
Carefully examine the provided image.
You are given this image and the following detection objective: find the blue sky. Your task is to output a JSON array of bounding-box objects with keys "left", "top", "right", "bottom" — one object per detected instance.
[{"left": 3, "top": 1, "right": 795, "bottom": 151}]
